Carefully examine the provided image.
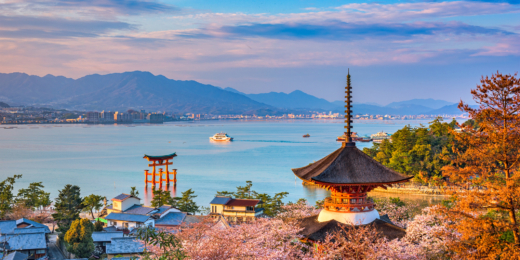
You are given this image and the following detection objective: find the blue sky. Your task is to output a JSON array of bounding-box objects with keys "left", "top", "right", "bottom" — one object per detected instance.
[{"left": 0, "top": 0, "right": 518, "bottom": 104}]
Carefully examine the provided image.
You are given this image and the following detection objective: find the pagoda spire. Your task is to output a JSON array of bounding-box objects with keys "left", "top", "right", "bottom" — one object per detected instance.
[{"left": 344, "top": 69, "right": 355, "bottom": 147}]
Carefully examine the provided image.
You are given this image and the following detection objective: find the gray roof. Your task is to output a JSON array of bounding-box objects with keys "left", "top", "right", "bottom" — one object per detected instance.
[
  {"left": 16, "top": 218, "right": 51, "bottom": 233},
  {"left": 4, "top": 251, "right": 28, "bottom": 260},
  {"left": 103, "top": 226, "right": 118, "bottom": 232},
  {"left": 156, "top": 205, "right": 173, "bottom": 215},
  {"left": 0, "top": 220, "right": 17, "bottom": 234},
  {"left": 292, "top": 146, "right": 412, "bottom": 184},
  {"left": 0, "top": 232, "right": 46, "bottom": 250},
  {"left": 13, "top": 227, "right": 46, "bottom": 234},
  {"left": 92, "top": 231, "right": 124, "bottom": 242},
  {"left": 105, "top": 213, "right": 150, "bottom": 223},
  {"left": 155, "top": 212, "right": 186, "bottom": 226},
  {"left": 124, "top": 205, "right": 155, "bottom": 215},
  {"left": 210, "top": 196, "right": 231, "bottom": 205},
  {"left": 113, "top": 194, "right": 131, "bottom": 201},
  {"left": 106, "top": 237, "right": 144, "bottom": 254}
]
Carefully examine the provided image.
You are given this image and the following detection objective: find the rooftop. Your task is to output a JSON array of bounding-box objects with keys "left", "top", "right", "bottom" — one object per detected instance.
[
  {"left": 143, "top": 153, "right": 177, "bottom": 160},
  {"left": 155, "top": 212, "right": 187, "bottom": 226},
  {"left": 210, "top": 196, "right": 231, "bottom": 205},
  {"left": 106, "top": 237, "right": 145, "bottom": 254},
  {"left": 112, "top": 193, "right": 140, "bottom": 202},
  {"left": 0, "top": 232, "right": 46, "bottom": 250},
  {"left": 225, "top": 199, "right": 261, "bottom": 207},
  {"left": 92, "top": 231, "right": 124, "bottom": 242},
  {"left": 0, "top": 220, "right": 17, "bottom": 234},
  {"left": 16, "top": 218, "right": 51, "bottom": 233},
  {"left": 124, "top": 205, "right": 155, "bottom": 215},
  {"left": 292, "top": 146, "right": 412, "bottom": 185},
  {"left": 13, "top": 227, "right": 46, "bottom": 234},
  {"left": 105, "top": 213, "right": 150, "bottom": 223},
  {"left": 4, "top": 252, "right": 28, "bottom": 260}
]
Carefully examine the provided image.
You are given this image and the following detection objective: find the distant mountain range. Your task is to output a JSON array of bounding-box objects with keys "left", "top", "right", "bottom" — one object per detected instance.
[{"left": 0, "top": 71, "right": 464, "bottom": 115}]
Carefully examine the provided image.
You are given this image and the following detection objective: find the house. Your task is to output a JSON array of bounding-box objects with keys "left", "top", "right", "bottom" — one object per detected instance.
[
  {"left": 0, "top": 220, "right": 47, "bottom": 260},
  {"left": 92, "top": 231, "right": 124, "bottom": 254},
  {"left": 99, "top": 193, "right": 182, "bottom": 232},
  {"left": 106, "top": 237, "right": 144, "bottom": 260},
  {"left": 209, "top": 196, "right": 264, "bottom": 222}
]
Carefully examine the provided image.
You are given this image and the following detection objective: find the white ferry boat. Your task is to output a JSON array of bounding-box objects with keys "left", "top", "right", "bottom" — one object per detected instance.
[
  {"left": 370, "top": 131, "right": 391, "bottom": 143},
  {"left": 210, "top": 132, "right": 233, "bottom": 142}
]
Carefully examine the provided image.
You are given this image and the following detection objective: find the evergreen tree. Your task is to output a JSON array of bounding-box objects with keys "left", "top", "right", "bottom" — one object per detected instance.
[
  {"left": 82, "top": 194, "right": 104, "bottom": 219},
  {"left": 175, "top": 189, "right": 199, "bottom": 214},
  {"left": 52, "top": 185, "right": 83, "bottom": 238},
  {"left": 64, "top": 219, "right": 95, "bottom": 258},
  {"left": 130, "top": 186, "right": 139, "bottom": 197},
  {"left": 151, "top": 189, "right": 176, "bottom": 208},
  {"left": 16, "top": 182, "right": 51, "bottom": 210},
  {"left": 0, "top": 175, "right": 22, "bottom": 219}
]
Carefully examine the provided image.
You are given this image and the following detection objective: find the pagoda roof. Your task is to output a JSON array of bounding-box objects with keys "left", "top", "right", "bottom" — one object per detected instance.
[
  {"left": 297, "top": 214, "right": 406, "bottom": 242},
  {"left": 292, "top": 145, "right": 412, "bottom": 185},
  {"left": 143, "top": 153, "right": 177, "bottom": 160}
]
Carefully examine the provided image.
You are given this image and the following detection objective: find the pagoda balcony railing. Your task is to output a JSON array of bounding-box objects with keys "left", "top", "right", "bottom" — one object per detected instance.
[
  {"left": 324, "top": 198, "right": 373, "bottom": 205},
  {"left": 323, "top": 198, "right": 374, "bottom": 212}
]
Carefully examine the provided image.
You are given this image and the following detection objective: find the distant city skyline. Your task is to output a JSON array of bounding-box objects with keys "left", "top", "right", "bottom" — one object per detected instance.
[{"left": 1, "top": 0, "right": 518, "bottom": 104}]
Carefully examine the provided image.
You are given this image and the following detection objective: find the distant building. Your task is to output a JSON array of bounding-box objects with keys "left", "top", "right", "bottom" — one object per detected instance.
[
  {"left": 114, "top": 112, "right": 132, "bottom": 123},
  {"left": 101, "top": 111, "right": 115, "bottom": 123},
  {"left": 86, "top": 112, "right": 100, "bottom": 123},
  {"left": 148, "top": 113, "right": 163, "bottom": 123},
  {"left": 209, "top": 196, "right": 264, "bottom": 222}
]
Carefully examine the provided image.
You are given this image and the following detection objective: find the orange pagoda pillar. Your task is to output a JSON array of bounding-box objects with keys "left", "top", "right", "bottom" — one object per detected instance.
[{"left": 144, "top": 153, "right": 177, "bottom": 187}]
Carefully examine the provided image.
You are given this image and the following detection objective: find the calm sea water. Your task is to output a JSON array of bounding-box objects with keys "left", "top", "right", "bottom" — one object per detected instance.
[{"left": 0, "top": 119, "right": 436, "bottom": 207}]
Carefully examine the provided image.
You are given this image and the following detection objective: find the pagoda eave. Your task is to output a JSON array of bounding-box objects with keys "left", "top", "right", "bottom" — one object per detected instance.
[{"left": 310, "top": 177, "right": 413, "bottom": 187}]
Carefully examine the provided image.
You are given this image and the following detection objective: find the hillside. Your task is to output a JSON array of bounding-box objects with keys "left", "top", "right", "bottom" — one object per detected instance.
[
  {"left": 0, "top": 102, "right": 9, "bottom": 108},
  {"left": 0, "top": 72, "right": 279, "bottom": 114},
  {"left": 386, "top": 99, "right": 454, "bottom": 110},
  {"left": 245, "top": 90, "right": 337, "bottom": 110}
]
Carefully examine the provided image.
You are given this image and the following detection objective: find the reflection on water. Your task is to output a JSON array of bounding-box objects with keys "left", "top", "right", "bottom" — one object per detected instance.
[{"left": 142, "top": 185, "right": 177, "bottom": 206}]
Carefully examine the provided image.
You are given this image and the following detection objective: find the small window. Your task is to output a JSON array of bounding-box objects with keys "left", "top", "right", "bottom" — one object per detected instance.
[{"left": 36, "top": 250, "right": 45, "bottom": 254}]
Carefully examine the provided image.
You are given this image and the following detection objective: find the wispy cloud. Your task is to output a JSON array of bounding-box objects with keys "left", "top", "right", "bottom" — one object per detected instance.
[{"left": 0, "top": 15, "right": 133, "bottom": 38}]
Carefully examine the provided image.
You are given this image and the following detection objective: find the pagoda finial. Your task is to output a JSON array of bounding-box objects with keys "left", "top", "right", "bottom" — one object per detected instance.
[{"left": 344, "top": 69, "right": 355, "bottom": 147}]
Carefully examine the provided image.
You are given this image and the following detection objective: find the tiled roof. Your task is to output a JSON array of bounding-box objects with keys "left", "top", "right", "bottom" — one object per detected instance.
[
  {"left": 225, "top": 199, "right": 261, "bottom": 207},
  {"left": 112, "top": 193, "right": 140, "bottom": 201},
  {"left": 4, "top": 252, "right": 28, "bottom": 260},
  {"left": 209, "top": 196, "right": 231, "bottom": 205},
  {"left": 0, "top": 220, "right": 17, "bottom": 234},
  {"left": 0, "top": 232, "right": 46, "bottom": 250},
  {"left": 13, "top": 227, "right": 46, "bottom": 234},
  {"left": 105, "top": 213, "right": 150, "bottom": 223},
  {"left": 124, "top": 205, "right": 154, "bottom": 215},
  {"left": 106, "top": 237, "right": 145, "bottom": 254},
  {"left": 103, "top": 226, "right": 118, "bottom": 232},
  {"left": 92, "top": 231, "right": 124, "bottom": 242},
  {"left": 16, "top": 218, "right": 51, "bottom": 233},
  {"left": 156, "top": 205, "right": 173, "bottom": 215},
  {"left": 155, "top": 212, "right": 186, "bottom": 226},
  {"left": 183, "top": 215, "right": 206, "bottom": 225}
]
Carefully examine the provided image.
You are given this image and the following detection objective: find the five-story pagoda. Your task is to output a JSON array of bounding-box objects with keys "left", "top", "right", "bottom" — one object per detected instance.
[{"left": 292, "top": 71, "right": 412, "bottom": 241}]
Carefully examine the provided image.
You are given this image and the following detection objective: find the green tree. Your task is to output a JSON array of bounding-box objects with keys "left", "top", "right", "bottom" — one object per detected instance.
[
  {"left": 82, "top": 194, "right": 104, "bottom": 219},
  {"left": 130, "top": 186, "right": 139, "bottom": 197},
  {"left": 151, "top": 189, "right": 176, "bottom": 208},
  {"left": 175, "top": 189, "right": 199, "bottom": 214},
  {"left": 16, "top": 182, "right": 51, "bottom": 211},
  {"left": 94, "top": 220, "right": 104, "bottom": 232},
  {"left": 64, "top": 219, "right": 95, "bottom": 258},
  {"left": 0, "top": 175, "right": 22, "bottom": 219},
  {"left": 52, "top": 185, "right": 83, "bottom": 238}
]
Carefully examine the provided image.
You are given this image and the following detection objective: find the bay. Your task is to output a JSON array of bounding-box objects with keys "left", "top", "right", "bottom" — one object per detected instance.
[{"left": 0, "top": 119, "right": 436, "bottom": 207}]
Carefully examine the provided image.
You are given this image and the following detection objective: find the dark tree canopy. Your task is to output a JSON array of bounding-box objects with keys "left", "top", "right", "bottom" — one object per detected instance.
[
  {"left": 0, "top": 175, "right": 22, "bottom": 219},
  {"left": 52, "top": 184, "right": 84, "bottom": 238}
]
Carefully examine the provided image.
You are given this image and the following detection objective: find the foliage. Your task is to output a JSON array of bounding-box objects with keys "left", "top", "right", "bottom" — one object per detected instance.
[
  {"left": 82, "top": 194, "right": 104, "bottom": 219},
  {"left": 150, "top": 189, "right": 176, "bottom": 208},
  {"left": 52, "top": 184, "right": 84, "bottom": 238},
  {"left": 135, "top": 225, "right": 157, "bottom": 251},
  {"left": 130, "top": 186, "right": 139, "bottom": 197},
  {"left": 141, "top": 229, "right": 186, "bottom": 260},
  {"left": 93, "top": 220, "right": 104, "bottom": 232},
  {"left": 175, "top": 189, "right": 199, "bottom": 214},
  {"left": 16, "top": 182, "right": 51, "bottom": 211},
  {"left": 216, "top": 181, "right": 289, "bottom": 216},
  {"left": 64, "top": 218, "right": 95, "bottom": 258},
  {"left": 0, "top": 175, "right": 22, "bottom": 219},
  {"left": 363, "top": 118, "right": 458, "bottom": 183},
  {"left": 275, "top": 198, "right": 320, "bottom": 221},
  {"left": 8, "top": 202, "right": 33, "bottom": 220},
  {"left": 441, "top": 72, "right": 520, "bottom": 257},
  {"left": 373, "top": 197, "right": 419, "bottom": 228}
]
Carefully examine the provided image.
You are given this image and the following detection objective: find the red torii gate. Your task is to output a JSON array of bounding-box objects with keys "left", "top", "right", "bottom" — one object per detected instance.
[{"left": 143, "top": 153, "right": 177, "bottom": 187}]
